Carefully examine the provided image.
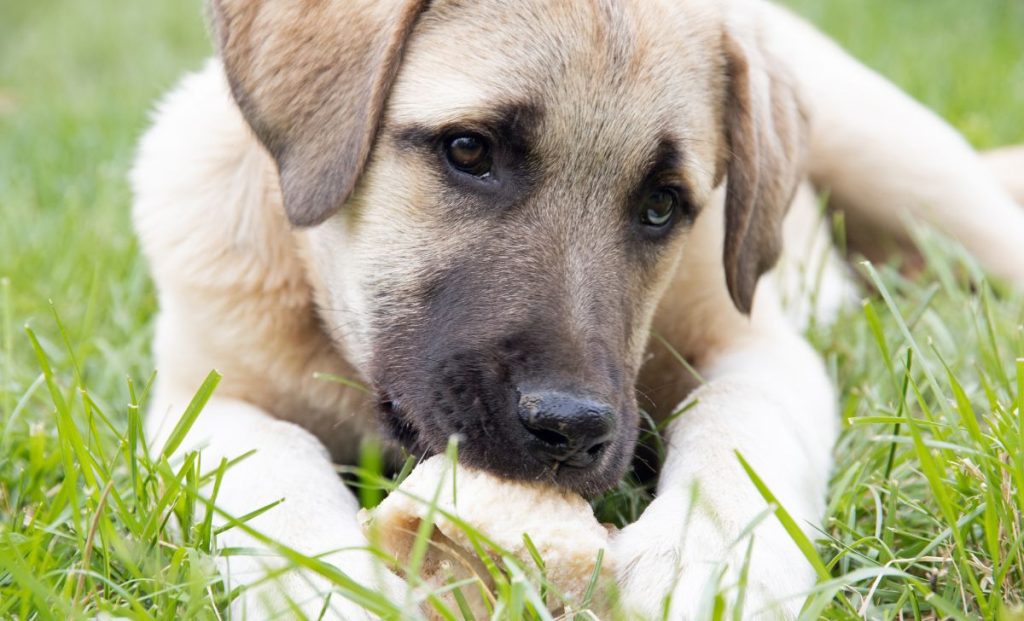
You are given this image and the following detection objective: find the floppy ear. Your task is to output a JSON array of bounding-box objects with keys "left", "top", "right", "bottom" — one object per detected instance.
[
  {"left": 720, "top": 28, "right": 809, "bottom": 314},
  {"left": 209, "top": 0, "right": 430, "bottom": 226}
]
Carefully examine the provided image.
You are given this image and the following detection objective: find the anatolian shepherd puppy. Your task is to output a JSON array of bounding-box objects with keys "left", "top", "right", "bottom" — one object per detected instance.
[{"left": 133, "top": 0, "right": 1024, "bottom": 617}]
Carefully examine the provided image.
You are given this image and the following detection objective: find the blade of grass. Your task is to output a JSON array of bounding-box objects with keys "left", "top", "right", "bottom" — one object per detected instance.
[
  {"left": 160, "top": 370, "right": 221, "bottom": 459},
  {"left": 735, "top": 451, "right": 830, "bottom": 580}
]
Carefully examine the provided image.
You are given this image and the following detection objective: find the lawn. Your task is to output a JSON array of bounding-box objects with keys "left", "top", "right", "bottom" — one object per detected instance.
[{"left": 1, "top": 0, "right": 1023, "bottom": 619}]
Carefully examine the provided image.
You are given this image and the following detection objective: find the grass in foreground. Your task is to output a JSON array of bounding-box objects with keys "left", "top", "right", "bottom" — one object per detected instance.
[{"left": 2, "top": 0, "right": 1023, "bottom": 618}]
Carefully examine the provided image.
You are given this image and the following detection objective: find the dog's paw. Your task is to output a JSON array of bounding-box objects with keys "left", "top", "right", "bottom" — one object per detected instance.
[{"left": 610, "top": 489, "right": 812, "bottom": 620}]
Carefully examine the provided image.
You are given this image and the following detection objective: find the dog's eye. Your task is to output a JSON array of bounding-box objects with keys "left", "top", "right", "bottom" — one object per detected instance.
[
  {"left": 639, "top": 188, "right": 679, "bottom": 228},
  {"left": 444, "top": 134, "right": 493, "bottom": 178}
]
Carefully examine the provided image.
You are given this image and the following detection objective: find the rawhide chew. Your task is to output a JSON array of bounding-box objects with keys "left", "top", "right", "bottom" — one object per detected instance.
[{"left": 357, "top": 455, "right": 613, "bottom": 616}]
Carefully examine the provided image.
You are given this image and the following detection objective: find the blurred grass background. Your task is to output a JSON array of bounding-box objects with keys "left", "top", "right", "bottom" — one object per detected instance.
[
  {"left": 1, "top": 1, "right": 208, "bottom": 398},
  {"left": 1, "top": 0, "right": 1023, "bottom": 619}
]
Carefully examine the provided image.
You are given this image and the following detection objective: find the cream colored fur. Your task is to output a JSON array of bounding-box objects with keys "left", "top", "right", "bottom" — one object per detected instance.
[{"left": 132, "top": 1, "right": 1023, "bottom": 619}]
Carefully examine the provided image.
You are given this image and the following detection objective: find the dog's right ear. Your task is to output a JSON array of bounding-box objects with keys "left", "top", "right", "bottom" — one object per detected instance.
[
  {"left": 719, "top": 25, "right": 808, "bottom": 315},
  {"left": 209, "top": 0, "right": 429, "bottom": 226}
]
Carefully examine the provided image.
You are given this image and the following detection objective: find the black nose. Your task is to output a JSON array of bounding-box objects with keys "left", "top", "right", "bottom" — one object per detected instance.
[{"left": 518, "top": 391, "right": 615, "bottom": 469}]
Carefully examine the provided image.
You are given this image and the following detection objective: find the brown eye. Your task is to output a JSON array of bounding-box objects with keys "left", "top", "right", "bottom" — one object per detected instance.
[
  {"left": 639, "top": 187, "right": 679, "bottom": 228},
  {"left": 445, "top": 133, "right": 492, "bottom": 177}
]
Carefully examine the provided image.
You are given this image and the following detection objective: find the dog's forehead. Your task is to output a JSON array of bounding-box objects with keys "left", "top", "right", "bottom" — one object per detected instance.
[{"left": 386, "top": 0, "right": 725, "bottom": 194}]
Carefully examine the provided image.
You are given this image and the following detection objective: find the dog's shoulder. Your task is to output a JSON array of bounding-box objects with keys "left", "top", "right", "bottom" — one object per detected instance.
[{"left": 131, "top": 58, "right": 308, "bottom": 305}]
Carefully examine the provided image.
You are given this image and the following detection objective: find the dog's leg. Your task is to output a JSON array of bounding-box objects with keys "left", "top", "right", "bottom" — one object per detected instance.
[
  {"left": 614, "top": 320, "right": 836, "bottom": 619},
  {"left": 984, "top": 146, "right": 1024, "bottom": 206},
  {"left": 147, "top": 391, "right": 408, "bottom": 620},
  {"left": 753, "top": 0, "right": 1024, "bottom": 286}
]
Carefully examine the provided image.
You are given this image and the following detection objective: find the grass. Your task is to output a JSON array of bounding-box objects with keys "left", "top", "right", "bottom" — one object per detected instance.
[{"left": 1, "top": 0, "right": 1023, "bottom": 618}]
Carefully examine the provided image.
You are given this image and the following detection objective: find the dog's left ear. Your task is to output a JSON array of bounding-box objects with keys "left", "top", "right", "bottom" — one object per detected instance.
[
  {"left": 720, "top": 26, "right": 809, "bottom": 314},
  {"left": 209, "top": 0, "right": 430, "bottom": 226}
]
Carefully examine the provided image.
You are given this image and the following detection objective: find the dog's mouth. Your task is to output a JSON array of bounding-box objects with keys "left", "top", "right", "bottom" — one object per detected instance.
[{"left": 377, "top": 397, "right": 426, "bottom": 454}]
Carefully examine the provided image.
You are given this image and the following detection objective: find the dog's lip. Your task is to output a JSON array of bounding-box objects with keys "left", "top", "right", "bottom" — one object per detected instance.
[
  {"left": 526, "top": 457, "right": 623, "bottom": 497},
  {"left": 376, "top": 396, "right": 401, "bottom": 421},
  {"left": 457, "top": 432, "right": 627, "bottom": 496},
  {"left": 377, "top": 395, "right": 426, "bottom": 450}
]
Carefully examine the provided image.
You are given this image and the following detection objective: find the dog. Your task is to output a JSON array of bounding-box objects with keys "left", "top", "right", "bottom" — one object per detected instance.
[{"left": 132, "top": 0, "right": 1024, "bottom": 618}]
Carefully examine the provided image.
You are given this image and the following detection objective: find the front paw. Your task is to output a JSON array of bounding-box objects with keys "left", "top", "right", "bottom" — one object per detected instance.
[{"left": 610, "top": 490, "right": 812, "bottom": 620}]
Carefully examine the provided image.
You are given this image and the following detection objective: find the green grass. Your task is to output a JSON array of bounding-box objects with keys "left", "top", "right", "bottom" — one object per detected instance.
[{"left": 1, "top": 0, "right": 1023, "bottom": 619}]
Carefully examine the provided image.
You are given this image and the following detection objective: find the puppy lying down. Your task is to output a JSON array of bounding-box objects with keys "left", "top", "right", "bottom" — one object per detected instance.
[{"left": 358, "top": 455, "right": 614, "bottom": 615}]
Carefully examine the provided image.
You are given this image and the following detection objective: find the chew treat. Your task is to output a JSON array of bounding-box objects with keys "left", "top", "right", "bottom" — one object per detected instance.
[{"left": 358, "top": 455, "right": 614, "bottom": 616}]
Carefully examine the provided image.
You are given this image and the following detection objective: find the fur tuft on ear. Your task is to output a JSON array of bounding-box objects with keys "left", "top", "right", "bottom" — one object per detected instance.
[
  {"left": 209, "top": 0, "right": 430, "bottom": 227},
  {"left": 721, "top": 26, "right": 809, "bottom": 314}
]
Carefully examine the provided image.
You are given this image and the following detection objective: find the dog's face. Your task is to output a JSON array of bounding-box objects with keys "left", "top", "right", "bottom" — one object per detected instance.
[
  {"left": 211, "top": 0, "right": 806, "bottom": 495},
  {"left": 306, "top": 1, "right": 724, "bottom": 495}
]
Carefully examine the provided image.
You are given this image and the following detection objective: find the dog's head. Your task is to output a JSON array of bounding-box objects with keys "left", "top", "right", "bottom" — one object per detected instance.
[{"left": 210, "top": 0, "right": 806, "bottom": 495}]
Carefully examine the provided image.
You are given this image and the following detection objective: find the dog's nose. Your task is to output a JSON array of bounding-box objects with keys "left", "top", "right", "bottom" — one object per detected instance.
[{"left": 518, "top": 391, "right": 614, "bottom": 469}]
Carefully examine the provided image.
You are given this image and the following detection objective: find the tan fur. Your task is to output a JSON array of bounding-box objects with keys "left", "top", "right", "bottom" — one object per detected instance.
[
  {"left": 141, "top": 0, "right": 741, "bottom": 441},
  {"left": 133, "top": 0, "right": 1024, "bottom": 617}
]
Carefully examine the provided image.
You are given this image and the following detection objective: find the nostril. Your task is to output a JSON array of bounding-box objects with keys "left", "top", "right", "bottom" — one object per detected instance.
[
  {"left": 524, "top": 425, "right": 569, "bottom": 447},
  {"left": 586, "top": 442, "right": 606, "bottom": 458}
]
